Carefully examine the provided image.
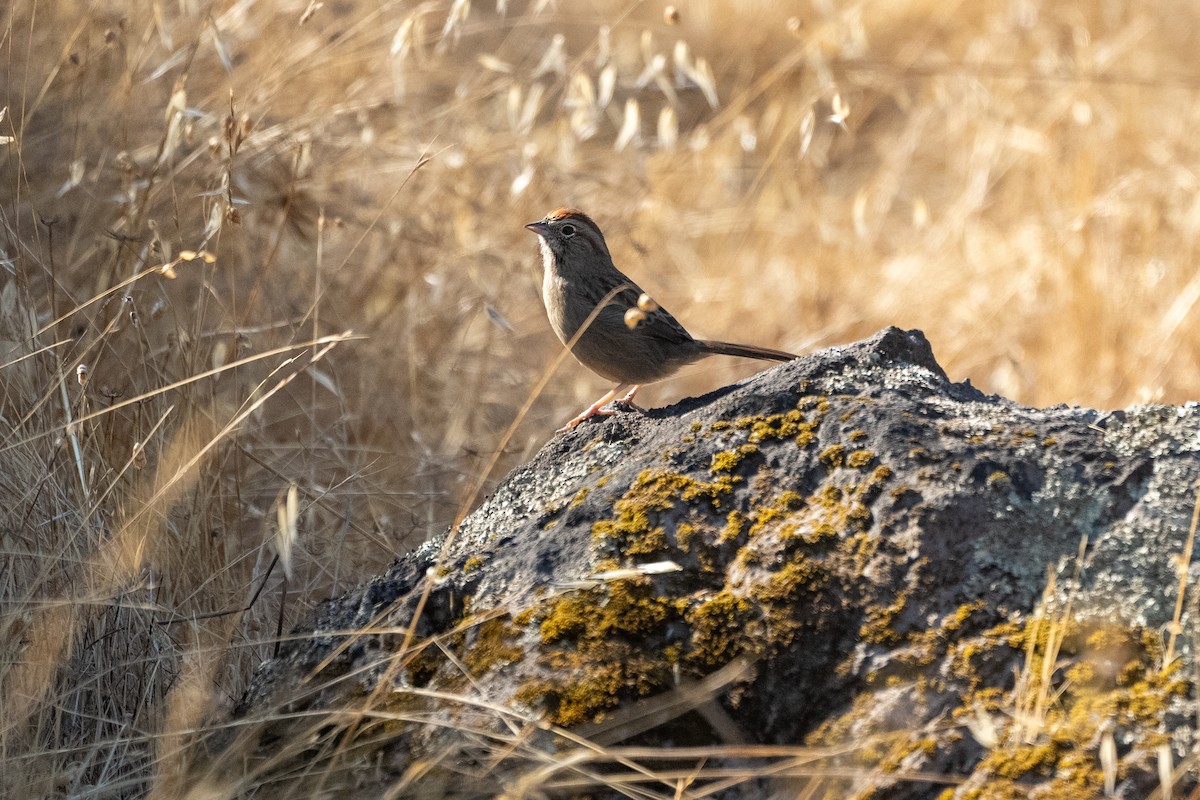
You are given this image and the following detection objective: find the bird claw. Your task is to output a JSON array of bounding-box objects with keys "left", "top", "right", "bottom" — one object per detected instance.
[
  {"left": 557, "top": 384, "right": 640, "bottom": 434},
  {"left": 557, "top": 400, "right": 637, "bottom": 434}
]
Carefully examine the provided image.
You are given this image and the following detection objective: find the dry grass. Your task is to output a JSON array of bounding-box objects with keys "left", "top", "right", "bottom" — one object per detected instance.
[{"left": 2, "top": 0, "right": 1200, "bottom": 795}]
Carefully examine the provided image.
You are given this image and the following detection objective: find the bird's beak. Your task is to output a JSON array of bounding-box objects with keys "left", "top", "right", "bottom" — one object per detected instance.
[{"left": 525, "top": 220, "right": 550, "bottom": 236}]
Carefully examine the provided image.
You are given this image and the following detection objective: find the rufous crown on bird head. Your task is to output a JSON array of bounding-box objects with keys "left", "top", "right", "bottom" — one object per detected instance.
[{"left": 525, "top": 208, "right": 611, "bottom": 259}]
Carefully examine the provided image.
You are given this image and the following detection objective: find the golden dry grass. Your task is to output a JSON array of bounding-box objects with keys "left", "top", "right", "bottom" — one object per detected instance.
[{"left": 2, "top": 0, "right": 1199, "bottom": 795}]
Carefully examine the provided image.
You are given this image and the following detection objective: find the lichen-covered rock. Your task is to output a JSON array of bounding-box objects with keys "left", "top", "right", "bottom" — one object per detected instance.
[{"left": 196, "top": 328, "right": 1200, "bottom": 799}]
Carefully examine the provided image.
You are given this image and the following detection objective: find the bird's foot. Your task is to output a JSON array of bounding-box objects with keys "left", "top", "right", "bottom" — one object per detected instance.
[
  {"left": 557, "top": 383, "right": 638, "bottom": 433},
  {"left": 557, "top": 404, "right": 619, "bottom": 433}
]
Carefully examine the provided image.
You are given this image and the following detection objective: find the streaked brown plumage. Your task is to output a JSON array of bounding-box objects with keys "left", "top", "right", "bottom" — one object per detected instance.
[{"left": 526, "top": 208, "right": 796, "bottom": 431}]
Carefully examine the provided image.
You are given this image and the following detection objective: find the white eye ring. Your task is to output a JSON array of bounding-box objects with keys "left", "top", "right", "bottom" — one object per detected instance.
[{"left": 561, "top": 223, "right": 576, "bottom": 237}]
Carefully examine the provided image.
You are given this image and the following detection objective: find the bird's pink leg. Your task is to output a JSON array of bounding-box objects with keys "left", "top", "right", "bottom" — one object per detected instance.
[
  {"left": 617, "top": 385, "right": 643, "bottom": 410},
  {"left": 559, "top": 383, "right": 637, "bottom": 432}
]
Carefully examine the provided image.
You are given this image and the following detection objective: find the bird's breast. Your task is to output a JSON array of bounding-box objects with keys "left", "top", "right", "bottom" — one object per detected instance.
[{"left": 541, "top": 269, "right": 575, "bottom": 344}]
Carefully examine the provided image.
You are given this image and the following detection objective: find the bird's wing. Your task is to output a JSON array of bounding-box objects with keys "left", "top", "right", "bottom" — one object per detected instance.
[{"left": 608, "top": 284, "right": 695, "bottom": 346}]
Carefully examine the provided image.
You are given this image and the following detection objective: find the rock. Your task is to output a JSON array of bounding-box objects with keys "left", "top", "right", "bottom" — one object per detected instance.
[{"left": 196, "top": 328, "right": 1200, "bottom": 799}]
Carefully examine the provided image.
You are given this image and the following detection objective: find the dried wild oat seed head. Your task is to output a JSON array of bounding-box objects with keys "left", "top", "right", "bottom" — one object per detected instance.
[
  {"left": 212, "top": 341, "right": 228, "bottom": 374},
  {"left": 829, "top": 93, "right": 850, "bottom": 128},
  {"left": 624, "top": 307, "right": 646, "bottom": 329},
  {"left": 663, "top": 6, "right": 680, "bottom": 25},
  {"left": 615, "top": 99, "right": 640, "bottom": 151},
  {"left": 657, "top": 107, "right": 678, "bottom": 150},
  {"left": 637, "top": 293, "right": 659, "bottom": 312},
  {"left": 299, "top": 0, "right": 322, "bottom": 25}
]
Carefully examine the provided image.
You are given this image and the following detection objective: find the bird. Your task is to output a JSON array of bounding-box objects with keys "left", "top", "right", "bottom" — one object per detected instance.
[{"left": 525, "top": 208, "right": 797, "bottom": 432}]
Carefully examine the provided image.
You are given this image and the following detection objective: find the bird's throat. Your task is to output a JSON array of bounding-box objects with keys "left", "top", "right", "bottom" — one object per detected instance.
[{"left": 541, "top": 264, "right": 572, "bottom": 344}]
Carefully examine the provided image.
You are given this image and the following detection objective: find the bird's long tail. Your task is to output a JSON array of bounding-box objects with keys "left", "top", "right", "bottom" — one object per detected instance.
[{"left": 696, "top": 339, "right": 797, "bottom": 362}]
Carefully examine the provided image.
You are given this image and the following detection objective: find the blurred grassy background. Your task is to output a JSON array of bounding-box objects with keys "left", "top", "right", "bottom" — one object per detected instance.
[{"left": 2, "top": 0, "right": 1199, "bottom": 795}]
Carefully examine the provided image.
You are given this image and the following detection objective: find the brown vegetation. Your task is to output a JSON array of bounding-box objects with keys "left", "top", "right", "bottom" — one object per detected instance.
[{"left": 1, "top": 0, "right": 1197, "bottom": 795}]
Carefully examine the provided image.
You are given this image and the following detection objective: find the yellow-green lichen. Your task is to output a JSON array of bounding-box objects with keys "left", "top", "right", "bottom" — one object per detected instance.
[
  {"left": 779, "top": 489, "right": 805, "bottom": 509},
  {"left": 754, "top": 557, "right": 829, "bottom": 604},
  {"left": 746, "top": 489, "right": 807, "bottom": 538},
  {"left": 808, "top": 605, "right": 1190, "bottom": 799},
  {"left": 859, "top": 587, "right": 911, "bottom": 647},
  {"left": 794, "top": 483, "right": 871, "bottom": 540},
  {"left": 462, "top": 617, "right": 524, "bottom": 675},
  {"left": 846, "top": 502, "right": 872, "bottom": 529},
  {"left": 720, "top": 510, "right": 747, "bottom": 542},
  {"left": 711, "top": 443, "right": 759, "bottom": 474},
  {"left": 514, "top": 668, "right": 623, "bottom": 727},
  {"left": 966, "top": 619, "right": 1187, "bottom": 795},
  {"left": 676, "top": 521, "right": 698, "bottom": 552},
  {"left": 746, "top": 557, "right": 831, "bottom": 647},
  {"left": 737, "top": 409, "right": 800, "bottom": 441},
  {"left": 515, "top": 580, "right": 677, "bottom": 726},
  {"left": 463, "top": 555, "right": 485, "bottom": 573},
  {"left": 847, "top": 449, "right": 876, "bottom": 469},
  {"left": 734, "top": 402, "right": 826, "bottom": 448},
  {"left": 592, "top": 468, "right": 736, "bottom": 558},
  {"left": 797, "top": 396, "right": 831, "bottom": 414},
  {"left": 537, "top": 583, "right": 671, "bottom": 644},
  {"left": 819, "top": 444, "right": 846, "bottom": 468},
  {"left": 683, "top": 590, "right": 760, "bottom": 669}
]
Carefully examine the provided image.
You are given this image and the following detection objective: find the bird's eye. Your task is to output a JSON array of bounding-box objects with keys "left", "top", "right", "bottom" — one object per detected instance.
[{"left": 561, "top": 223, "right": 576, "bottom": 237}]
